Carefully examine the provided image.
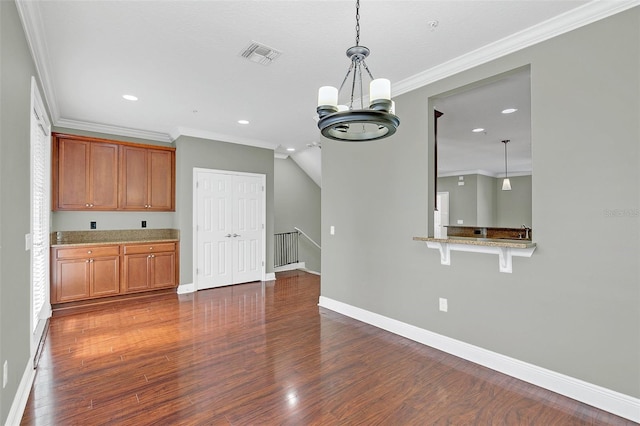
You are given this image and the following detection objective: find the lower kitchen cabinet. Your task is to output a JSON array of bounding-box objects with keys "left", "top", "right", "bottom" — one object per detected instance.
[
  {"left": 51, "top": 240, "right": 179, "bottom": 305},
  {"left": 52, "top": 245, "right": 120, "bottom": 303},
  {"left": 122, "top": 242, "right": 177, "bottom": 293}
]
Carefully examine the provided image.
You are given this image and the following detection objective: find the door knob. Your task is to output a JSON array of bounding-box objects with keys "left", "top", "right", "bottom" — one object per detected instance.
[
  {"left": 232, "top": 233, "right": 241, "bottom": 237},
  {"left": 225, "top": 234, "right": 232, "bottom": 238}
]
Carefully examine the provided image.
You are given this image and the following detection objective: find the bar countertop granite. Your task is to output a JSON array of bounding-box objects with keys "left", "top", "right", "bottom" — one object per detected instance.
[
  {"left": 413, "top": 236, "right": 536, "bottom": 249},
  {"left": 51, "top": 229, "right": 180, "bottom": 247}
]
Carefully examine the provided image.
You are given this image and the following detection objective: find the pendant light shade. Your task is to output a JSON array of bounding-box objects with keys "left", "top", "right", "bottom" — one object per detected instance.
[
  {"left": 316, "top": 0, "right": 399, "bottom": 142},
  {"left": 502, "top": 139, "right": 512, "bottom": 191},
  {"left": 502, "top": 178, "right": 512, "bottom": 191}
]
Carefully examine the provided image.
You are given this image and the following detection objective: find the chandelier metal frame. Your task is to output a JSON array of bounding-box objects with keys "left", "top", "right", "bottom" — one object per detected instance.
[{"left": 316, "top": 0, "right": 399, "bottom": 142}]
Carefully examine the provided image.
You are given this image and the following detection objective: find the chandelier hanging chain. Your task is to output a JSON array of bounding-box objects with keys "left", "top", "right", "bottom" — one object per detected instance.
[{"left": 355, "top": 0, "right": 361, "bottom": 46}]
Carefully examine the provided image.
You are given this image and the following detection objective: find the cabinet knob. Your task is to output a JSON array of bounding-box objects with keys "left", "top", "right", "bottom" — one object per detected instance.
[
  {"left": 149, "top": 247, "right": 153, "bottom": 250},
  {"left": 90, "top": 259, "right": 94, "bottom": 263},
  {"left": 87, "top": 250, "right": 92, "bottom": 254},
  {"left": 85, "top": 260, "right": 90, "bottom": 263},
  {"left": 85, "top": 203, "right": 90, "bottom": 207}
]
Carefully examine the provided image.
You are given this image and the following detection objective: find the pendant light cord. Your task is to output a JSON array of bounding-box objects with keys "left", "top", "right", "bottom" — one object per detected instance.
[{"left": 503, "top": 140, "right": 509, "bottom": 179}]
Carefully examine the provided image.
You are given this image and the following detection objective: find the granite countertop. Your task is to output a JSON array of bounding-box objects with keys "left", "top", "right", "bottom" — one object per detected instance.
[
  {"left": 413, "top": 236, "right": 536, "bottom": 249},
  {"left": 51, "top": 229, "right": 179, "bottom": 247}
]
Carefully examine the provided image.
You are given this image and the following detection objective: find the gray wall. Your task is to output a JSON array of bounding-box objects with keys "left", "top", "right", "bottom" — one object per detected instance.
[
  {"left": 0, "top": 1, "right": 38, "bottom": 422},
  {"left": 438, "top": 175, "right": 478, "bottom": 226},
  {"left": 274, "top": 157, "right": 321, "bottom": 273},
  {"left": 496, "top": 175, "right": 532, "bottom": 228},
  {"left": 175, "top": 135, "right": 275, "bottom": 285},
  {"left": 438, "top": 174, "right": 530, "bottom": 227},
  {"left": 476, "top": 174, "right": 496, "bottom": 226},
  {"left": 322, "top": 7, "right": 639, "bottom": 399}
]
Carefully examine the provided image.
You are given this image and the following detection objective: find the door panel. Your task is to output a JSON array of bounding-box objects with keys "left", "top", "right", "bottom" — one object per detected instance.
[
  {"left": 232, "top": 175, "right": 263, "bottom": 284},
  {"left": 56, "top": 259, "right": 90, "bottom": 302},
  {"left": 89, "top": 143, "right": 118, "bottom": 209},
  {"left": 151, "top": 252, "right": 176, "bottom": 288},
  {"left": 196, "top": 172, "right": 233, "bottom": 289},
  {"left": 123, "top": 254, "right": 150, "bottom": 292},
  {"left": 91, "top": 257, "right": 120, "bottom": 296}
]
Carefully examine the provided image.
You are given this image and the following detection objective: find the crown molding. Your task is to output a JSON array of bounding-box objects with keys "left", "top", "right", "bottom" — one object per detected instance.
[
  {"left": 55, "top": 118, "right": 173, "bottom": 143},
  {"left": 15, "top": 0, "right": 60, "bottom": 122},
  {"left": 173, "top": 127, "right": 277, "bottom": 151},
  {"left": 393, "top": 0, "right": 640, "bottom": 97},
  {"left": 439, "top": 170, "right": 532, "bottom": 178}
]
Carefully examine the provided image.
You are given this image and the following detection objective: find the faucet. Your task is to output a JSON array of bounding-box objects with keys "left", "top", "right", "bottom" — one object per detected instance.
[{"left": 521, "top": 225, "right": 531, "bottom": 239}]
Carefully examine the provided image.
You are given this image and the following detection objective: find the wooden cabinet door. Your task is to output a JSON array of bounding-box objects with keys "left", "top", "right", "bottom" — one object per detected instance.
[
  {"left": 119, "top": 146, "right": 148, "bottom": 210},
  {"left": 91, "top": 256, "right": 120, "bottom": 296},
  {"left": 56, "top": 138, "right": 90, "bottom": 210},
  {"left": 150, "top": 252, "right": 176, "bottom": 288},
  {"left": 88, "top": 143, "right": 119, "bottom": 209},
  {"left": 148, "top": 149, "right": 174, "bottom": 210},
  {"left": 123, "top": 254, "right": 151, "bottom": 292},
  {"left": 55, "top": 137, "right": 119, "bottom": 210},
  {"left": 55, "top": 258, "right": 90, "bottom": 302}
]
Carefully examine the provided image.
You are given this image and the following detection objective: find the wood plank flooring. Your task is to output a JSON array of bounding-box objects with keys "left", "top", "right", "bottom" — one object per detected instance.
[{"left": 21, "top": 271, "right": 635, "bottom": 425}]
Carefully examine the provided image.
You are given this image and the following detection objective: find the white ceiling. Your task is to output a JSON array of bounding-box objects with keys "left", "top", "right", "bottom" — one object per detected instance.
[{"left": 17, "top": 0, "right": 632, "bottom": 174}]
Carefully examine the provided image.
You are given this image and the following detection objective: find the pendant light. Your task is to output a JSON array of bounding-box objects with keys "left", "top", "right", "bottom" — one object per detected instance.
[
  {"left": 316, "top": 0, "right": 400, "bottom": 141},
  {"left": 502, "top": 139, "right": 512, "bottom": 191}
]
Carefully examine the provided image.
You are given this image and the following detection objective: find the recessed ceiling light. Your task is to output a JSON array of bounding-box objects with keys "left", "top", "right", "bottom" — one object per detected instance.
[
  {"left": 472, "top": 128, "right": 485, "bottom": 133},
  {"left": 502, "top": 108, "right": 518, "bottom": 114},
  {"left": 122, "top": 94, "right": 138, "bottom": 101},
  {"left": 286, "top": 148, "right": 296, "bottom": 152},
  {"left": 238, "top": 119, "right": 250, "bottom": 125}
]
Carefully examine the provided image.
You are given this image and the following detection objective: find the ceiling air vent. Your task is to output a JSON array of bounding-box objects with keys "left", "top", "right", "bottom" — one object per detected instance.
[{"left": 240, "top": 41, "right": 282, "bottom": 66}]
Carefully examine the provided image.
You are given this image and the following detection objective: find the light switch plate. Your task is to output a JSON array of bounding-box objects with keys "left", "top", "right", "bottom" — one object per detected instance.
[{"left": 439, "top": 298, "right": 448, "bottom": 312}]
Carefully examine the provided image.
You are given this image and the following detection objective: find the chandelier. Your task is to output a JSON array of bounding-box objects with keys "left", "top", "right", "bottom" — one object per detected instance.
[{"left": 316, "top": 0, "right": 399, "bottom": 142}]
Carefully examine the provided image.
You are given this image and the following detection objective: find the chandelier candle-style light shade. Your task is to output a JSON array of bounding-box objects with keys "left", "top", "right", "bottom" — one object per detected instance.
[
  {"left": 502, "top": 139, "right": 512, "bottom": 191},
  {"left": 316, "top": 0, "right": 400, "bottom": 141}
]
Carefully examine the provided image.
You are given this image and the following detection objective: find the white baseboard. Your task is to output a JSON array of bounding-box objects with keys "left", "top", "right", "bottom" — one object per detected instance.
[
  {"left": 273, "top": 262, "right": 306, "bottom": 273},
  {"left": 177, "top": 283, "right": 195, "bottom": 294},
  {"left": 301, "top": 268, "right": 321, "bottom": 276},
  {"left": 318, "top": 296, "right": 640, "bottom": 423},
  {"left": 264, "top": 272, "right": 276, "bottom": 281},
  {"left": 5, "top": 360, "right": 35, "bottom": 426}
]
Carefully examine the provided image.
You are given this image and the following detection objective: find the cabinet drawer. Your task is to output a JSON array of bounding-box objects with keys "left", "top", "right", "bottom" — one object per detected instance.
[
  {"left": 55, "top": 246, "right": 120, "bottom": 259},
  {"left": 123, "top": 242, "right": 176, "bottom": 255}
]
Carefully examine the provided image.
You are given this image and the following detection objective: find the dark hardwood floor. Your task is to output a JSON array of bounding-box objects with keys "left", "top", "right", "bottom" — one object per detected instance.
[{"left": 21, "top": 270, "right": 634, "bottom": 425}]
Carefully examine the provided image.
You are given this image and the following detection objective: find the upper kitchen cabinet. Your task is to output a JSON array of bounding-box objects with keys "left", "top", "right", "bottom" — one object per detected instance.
[
  {"left": 53, "top": 134, "right": 119, "bottom": 210},
  {"left": 52, "top": 133, "right": 175, "bottom": 211},
  {"left": 119, "top": 145, "right": 175, "bottom": 211}
]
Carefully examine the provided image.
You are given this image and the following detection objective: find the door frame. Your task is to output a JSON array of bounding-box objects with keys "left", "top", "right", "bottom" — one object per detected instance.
[{"left": 192, "top": 168, "right": 267, "bottom": 290}]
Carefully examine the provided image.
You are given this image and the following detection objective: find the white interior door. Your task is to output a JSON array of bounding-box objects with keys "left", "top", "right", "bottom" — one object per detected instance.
[
  {"left": 195, "top": 169, "right": 264, "bottom": 290},
  {"left": 231, "top": 176, "right": 263, "bottom": 284},
  {"left": 435, "top": 192, "right": 450, "bottom": 238}
]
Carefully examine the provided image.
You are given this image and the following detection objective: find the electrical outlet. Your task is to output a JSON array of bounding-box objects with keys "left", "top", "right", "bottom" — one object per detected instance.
[
  {"left": 141, "top": 220, "right": 147, "bottom": 228},
  {"left": 439, "top": 298, "right": 448, "bottom": 312},
  {"left": 90, "top": 221, "right": 97, "bottom": 230},
  {"left": 3, "top": 360, "right": 8, "bottom": 388}
]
